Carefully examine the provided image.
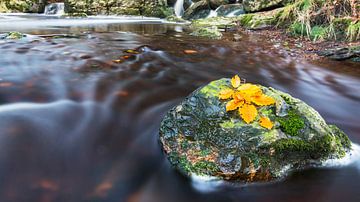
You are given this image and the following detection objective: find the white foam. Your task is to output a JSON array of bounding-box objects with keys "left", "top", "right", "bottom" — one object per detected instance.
[
  {"left": 191, "top": 174, "right": 223, "bottom": 193},
  {"left": 322, "top": 143, "right": 360, "bottom": 169}
]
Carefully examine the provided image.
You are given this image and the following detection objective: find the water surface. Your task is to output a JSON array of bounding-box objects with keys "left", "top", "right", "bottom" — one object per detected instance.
[{"left": 0, "top": 14, "right": 359, "bottom": 202}]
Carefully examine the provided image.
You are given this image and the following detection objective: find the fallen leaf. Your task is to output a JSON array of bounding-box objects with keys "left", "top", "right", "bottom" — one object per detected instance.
[
  {"left": 231, "top": 75, "right": 241, "bottom": 88},
  {"left": 259, "top": 116, "right": 274, "bottom": 129},
  {"left": 239, "top": 104, "right": 258, "bottom": 124},
  {"left": 0, "top": 82, "right": 13, "bottom": 87},
  {"left": 219, "top": 88, "right": 234, "bottom": 99},
  {"left": 237, "top": 83, "right": 261, "bottom": 96},
  {"left": 226, "top": 100, "right": 244, "bottom": 111},
  {"left": 183, "top": 50, "right": 198, "bottom": 54},
  {"left": 252, "top": 94, "right": 276, "bottom": 106},
  {"left": 124, "top": 49, "right": 140, "bottom": 54},
  {"left": 112, "top": 59, "right": 123, "bottom": 63}
]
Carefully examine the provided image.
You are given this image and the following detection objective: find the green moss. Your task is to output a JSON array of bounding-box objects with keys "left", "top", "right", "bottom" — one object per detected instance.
[
  {"left": 168, "top": 152, "right": 219, "bottom": 176},
  {"left": 192, "top": 161, "right": 220, "bottom": 175},
  {"left": 192, "top": 17, "right": 236, "bottom": 28},
  {"left": 330, "top": 125, "right": 352, "bottom": 150},
  {"left": 268, "top": 133, "right": 348, "bottom": 159},
  {"left": 278, "top": 109, "right": 305, "bottom": 136},
  {"left": 168, "top": 152, "right": 192, "bottom": 174},
  {"left": 190, "top": 26, "right": 223, "bottom": 40},
  {"left": 2, "top": 32, "right": 25, "bottom": 39}
]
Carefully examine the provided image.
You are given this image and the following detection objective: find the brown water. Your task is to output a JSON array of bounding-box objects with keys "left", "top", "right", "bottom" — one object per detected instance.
[{"left": 0, "top": 17, "right": 360, "bottom": 202}]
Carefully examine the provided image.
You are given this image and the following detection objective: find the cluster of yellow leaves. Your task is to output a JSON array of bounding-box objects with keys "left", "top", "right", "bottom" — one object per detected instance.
[{"left": 219, "top": 75, "right": 275, "bottom": 129}]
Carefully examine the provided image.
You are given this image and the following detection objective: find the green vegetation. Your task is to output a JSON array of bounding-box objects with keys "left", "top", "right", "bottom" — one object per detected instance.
[
  {"left": 168, "top": 152, "right": 219, "bottom": 176},
  {"left": 273, "top": 0, "right": 360, "bottom": 41},
  {"left": 190, "top": 26, "right": 223, "bottom": 39},
  {"left": 278, "top": 109, "right": 305, "bottom": 136}
]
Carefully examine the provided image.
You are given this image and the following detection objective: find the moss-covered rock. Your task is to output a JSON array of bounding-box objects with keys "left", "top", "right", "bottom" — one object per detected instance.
[
  {"left": 243, "top": 0, "right": 285, "bottom": 12},
  {"left": 64, "top": 0, "right": 169, "bottom": 17},
  {"left": 159, "top": 78, "right": 352, "bottom": 182},
  {"left": 0, "top": 0, "right": 45, "bottom": 13},
  {"left": 190, "top": 26, "right": 223, "bottom": 39},
  {"left": 0, "top": 32, "right": 26, "bottom": 40},
  {"left": 183, "top": 0, "right": 211, "bottom": 20}
]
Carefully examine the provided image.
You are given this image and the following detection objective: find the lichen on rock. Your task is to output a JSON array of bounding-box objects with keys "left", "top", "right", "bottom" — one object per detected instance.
[{"left": 159, "top": 77, "right": 352, "bottom": 182}]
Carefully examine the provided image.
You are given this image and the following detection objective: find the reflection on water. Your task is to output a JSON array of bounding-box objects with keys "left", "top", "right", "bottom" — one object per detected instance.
[{"left": 0, "top": 17, "right": 359, "bottom": 201}]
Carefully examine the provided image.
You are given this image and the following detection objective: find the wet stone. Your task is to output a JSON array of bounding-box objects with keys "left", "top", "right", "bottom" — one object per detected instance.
[{"left": 159, "top": 78, "right": 352, "bottom": 182}]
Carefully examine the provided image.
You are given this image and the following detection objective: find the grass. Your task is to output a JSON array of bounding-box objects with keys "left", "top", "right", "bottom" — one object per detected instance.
[{"left": 273, "top": 0, "right": 360, "bottom": 41}]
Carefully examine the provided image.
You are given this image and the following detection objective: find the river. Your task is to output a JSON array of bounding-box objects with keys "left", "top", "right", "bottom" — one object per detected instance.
[{"left": 0, "top": 14, "right": 359, "bottom": 202}]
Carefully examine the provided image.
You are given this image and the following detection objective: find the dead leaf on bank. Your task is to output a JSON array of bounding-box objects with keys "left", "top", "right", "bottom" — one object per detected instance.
[
  {"left": 183, "top": 50, "right": 198, "bottom": 54},
  {"left": 0, "top": 82, "right": 13, "bottom": 87}
]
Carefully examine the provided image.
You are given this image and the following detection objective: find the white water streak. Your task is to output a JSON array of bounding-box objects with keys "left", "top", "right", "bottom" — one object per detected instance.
[{"left": 174, "top": 0, "right": 184, "bottom": 18}]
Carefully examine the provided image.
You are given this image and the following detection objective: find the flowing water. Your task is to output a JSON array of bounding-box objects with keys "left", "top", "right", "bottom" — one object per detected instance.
[
  {"left": 0, "top": 14, "right": 359, "bottom": 202},
  {"left": 174, "top": 0, "right": 185, "bottom": 17}
]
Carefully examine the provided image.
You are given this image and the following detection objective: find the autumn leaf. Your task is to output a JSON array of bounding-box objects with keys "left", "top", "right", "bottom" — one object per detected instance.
[
  {"left": 233, "top": 92, "right": 244, "bottom": 101},
  {"left": 239, "top": 104, "right": 258, "bottom": 124},
  {"left": 124, "top": 49, "right": 139, "bottom": 54},
  {"left": 252, "top": 94, "right": 276, "bottom": 106},
  {"left": 219, "top": 89, "right": 234, "bottom": 100},
  {"left": 112, "top": 59, "right": 123, "bottom": 63},
  {"left": 226, "top": 100, "right": 244, "bottom": 111},
  {"left": 237, "top": 83, "right": 261, "bottom": 96},
  {"left": 231, "top": 75, "right": 241, "bottom": 88},
  {"left": 259, "top": 117, "right": 274, "bottom": 129},
  {"left": 184, "top": 50, "right": 198, "bottom": 54}
]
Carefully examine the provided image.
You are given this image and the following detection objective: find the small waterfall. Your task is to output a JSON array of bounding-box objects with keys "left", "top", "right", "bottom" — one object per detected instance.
[
  {"left": 174, "top": 0, "right": 184, "bottom": 17},
  {"left": 44, "top": 3, "right": 65, "bottom": 15},
  {"left": 207, "top": 10, "right": 218, "bottom": 18}
]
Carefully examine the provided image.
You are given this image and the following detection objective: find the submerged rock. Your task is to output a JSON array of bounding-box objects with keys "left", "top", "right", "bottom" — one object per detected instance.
[
  {"left": 317, "top": 46, "right": 360, "bottom": 62},
  {"left": 190, "top": 26, "right": 223, "bottom": 39},
  {"left": 0, "top": 32, "right": 26, "bottom": 40},
  {"left": 159, "top": 78, "right": 352, "bottom": 182}
]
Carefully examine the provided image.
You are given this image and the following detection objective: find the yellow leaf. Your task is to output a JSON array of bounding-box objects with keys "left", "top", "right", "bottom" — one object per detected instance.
[
  {"left": 252, "top": 94, "right": 275, "bottom": 106},
  {"left": 259, "top": 117, "right": 274, "bottom": 129},
  {"left": 237, "top": 83, "right": 262, "bottom": 96},
  {"left": 226, "top": 100, "right": 244, "bottom": 111},
  {"left": 219, "top": 89, "right": 234, "bottom": 99},
  {"left": 231, "top": 75, "right": 241, "bottom": 88},
  {"left": 239, "top": 104, "right": 258, "bottom": 124},
  {"left": 233, "top": 92, "right": 244, "bottom": 101}
]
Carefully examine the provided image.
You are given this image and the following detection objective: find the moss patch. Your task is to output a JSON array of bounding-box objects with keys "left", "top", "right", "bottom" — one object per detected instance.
[{"left": 278, "top": 109, "right": 305, "bottom": 136}]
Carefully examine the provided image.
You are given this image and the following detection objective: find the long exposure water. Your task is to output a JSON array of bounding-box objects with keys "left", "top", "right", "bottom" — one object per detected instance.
[{"left": 0, "top": 14, "right": 359, "bottom": 202}]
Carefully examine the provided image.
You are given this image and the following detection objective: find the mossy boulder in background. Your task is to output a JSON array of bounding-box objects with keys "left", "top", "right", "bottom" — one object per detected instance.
[
  {"left": 64, "top": 0, "right": 169, "bottom": 17},
  {"left": 190, "top": 26, "right": 223, "bottom": 39},
  {"left": 159, "top": 78, "right": 352, "bottom": 182},
  {"left": 0, "top": 32, "right": 26, "bottom": 40},
  {"left": 243, "top": 0, "right": 284, "bottom": 12}
]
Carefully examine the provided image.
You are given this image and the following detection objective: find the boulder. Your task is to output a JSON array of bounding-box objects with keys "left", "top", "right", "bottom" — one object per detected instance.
[
  {"left": 183, "top": 0, "right": 211, "bottom": 20},
  {"left": 243, "top": 0, "right": 284, "bottom": 12},
  {"left": 190, "top": 26, "right": 223, "bottom": 39},
  {"left": 208, "top": 0, "right": 230, "bottom": 10},
  {"left": 317, "top": 46, "right": 360, "bottom": 62},
  {"left": 159, "top": 77, "right": 352, "bottom": 182},
  {"left": 214, "top": 4, "right": 244, "bottom": 17}
]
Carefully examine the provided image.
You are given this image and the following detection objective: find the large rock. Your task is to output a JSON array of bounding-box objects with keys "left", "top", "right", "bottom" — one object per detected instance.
[
  {"left": 243, "top": 0, "right": 284, "bottom": 12},
  {"left": 183, "top": 0, "right": 211, "bottom": 20},
  {"left": 159, "top": 78, "right": 352, "bottom": 182},
  {"left": 208, "top": 0, "right": 230, "bottom": 9},
  {"left": 214, "top": 4, "right": 244, "bottom": 17},
  {"left": 317, "top": 46, "right": 360, "bottom": 62},
  {"left": 0, "top": 0, "right": 47, "bottom": 13},
  {"left": 64, "top": 0, "right": 168, "bottom": 17}
]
